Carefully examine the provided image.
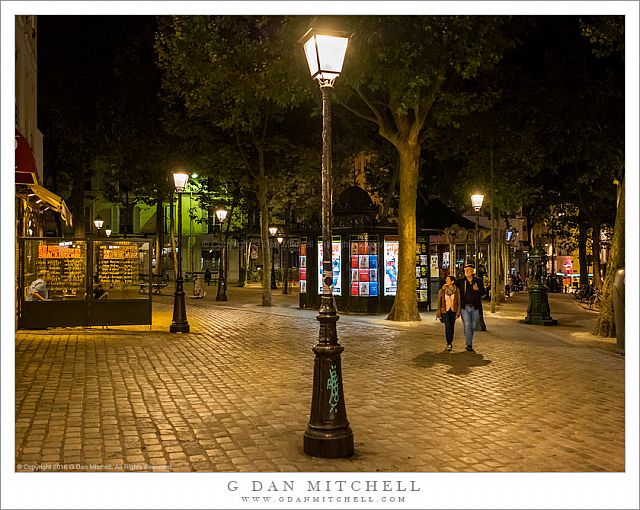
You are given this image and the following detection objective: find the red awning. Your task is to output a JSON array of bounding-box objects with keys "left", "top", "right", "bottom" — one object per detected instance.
[{"left": 15, "top": 128, "right": 39, "bottom": 185}]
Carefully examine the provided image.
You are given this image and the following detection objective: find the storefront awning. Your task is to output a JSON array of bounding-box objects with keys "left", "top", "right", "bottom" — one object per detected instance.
[
  {"left": 29, "top": 184, "right": 73, "bottom": 227},
  {"left": 15, "top": 129, "right": 39, "bottom": 185}
]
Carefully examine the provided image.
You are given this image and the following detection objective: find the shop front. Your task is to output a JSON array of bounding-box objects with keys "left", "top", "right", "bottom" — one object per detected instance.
[{"left": 18, "top": 238, "right": 153, "bottom": 329}]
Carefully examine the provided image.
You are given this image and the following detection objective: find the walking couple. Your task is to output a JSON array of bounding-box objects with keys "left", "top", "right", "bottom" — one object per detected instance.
[{"left": 435, "top": 263, "right": 485, "bottom": 352}]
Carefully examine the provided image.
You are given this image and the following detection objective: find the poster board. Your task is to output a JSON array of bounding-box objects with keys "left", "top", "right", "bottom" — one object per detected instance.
[
  {"left": 317, "top": 236, "right": 341, "bottom": 296},
  {"left": 383, "top": 236, "right": 399, "bottom": 296},
  {"left": 349, "top": 235, "right": 378, "bottom": 297}
]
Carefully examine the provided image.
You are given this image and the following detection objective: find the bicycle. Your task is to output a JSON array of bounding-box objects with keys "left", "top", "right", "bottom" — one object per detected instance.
[{"left": 588, "top": 289, "right": 602, "bottom": 309}]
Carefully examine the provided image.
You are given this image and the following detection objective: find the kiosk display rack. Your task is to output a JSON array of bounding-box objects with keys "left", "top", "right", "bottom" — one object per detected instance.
[{"left": 349, "top": 234, "right": 378, "bottom": 297}]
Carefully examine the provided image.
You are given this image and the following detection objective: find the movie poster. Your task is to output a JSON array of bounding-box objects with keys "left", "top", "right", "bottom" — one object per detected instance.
[
  {"left": 317, "top": 238, "right": 341, "bottom": 295},
  {"left": 384, "top": 237, "right": 399, "bottom": 296}
]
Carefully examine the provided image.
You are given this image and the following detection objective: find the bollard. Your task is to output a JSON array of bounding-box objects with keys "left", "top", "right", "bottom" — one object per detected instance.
[{"left": 613, "top": 267, "right": 624, "bottom": 350}]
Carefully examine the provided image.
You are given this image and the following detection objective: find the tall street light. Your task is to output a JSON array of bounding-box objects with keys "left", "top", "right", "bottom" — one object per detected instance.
[
  {"left": 170, "top": 171, "right": 190, "bottom": 333},
  {"left": 300, "top": 25, "right": 353, "bottom": 458},
  {"left": 215, "top": 207, "right": 228, "bottom": 301},
  {"left": 471, "top": 193, "right": 484, "bottom": 266},
  {"left": 93, "top": 215, "right": 104, "bottom": 238},
  {"left": 470, "top": 194, "right": 487, "bottom": 331},
  {"left": 269, "top": 226, "right": 278, "bottom": 289}
]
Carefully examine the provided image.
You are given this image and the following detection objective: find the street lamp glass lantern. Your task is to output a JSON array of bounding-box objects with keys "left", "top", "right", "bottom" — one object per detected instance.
[
  {"left": 105, "top": 227, "right": 112, "bottom": 238},
  {"left": 93, "top": 215, "right": 104, "bottom": 230},
  {"left": 301, "top": 28, "right": 350, "bottom": 84},
  {"left": 172, "top": 171, "right": 190, "bottom": 192},
  {"left": 269, "top": 227, "right": 278, "bottom": 237},
  {"left": 471, "top": 193, "right": 485, "bottom": 212},
  {"left": 277, "top": 236, "right": 284, "bottom": 245},
  {"left": 216, "top": 208, "right": 228, "bottom": 223}
]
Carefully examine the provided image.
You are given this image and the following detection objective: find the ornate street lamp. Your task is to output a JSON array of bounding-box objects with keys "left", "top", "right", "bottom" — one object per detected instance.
[
  {"left": 216, "top": 207, "right": 228, "bottom": 301},
  {"left": 471, "top": 193, "right": 484, "bottom": 266},
  {"left": 93, "top": 215, "right": 104, "bottom": 237},
  {"left": 105, "top": 225, "right": 112, "bottom": 238},
  {"left": 170, "top": 171, "right": 190, "bottom": 333},
  {"left": 300, "top": 25, "right": 353, "bottom": 458},
  {"left": 269, "top": 227, "right": 278, "bottom": 290}
]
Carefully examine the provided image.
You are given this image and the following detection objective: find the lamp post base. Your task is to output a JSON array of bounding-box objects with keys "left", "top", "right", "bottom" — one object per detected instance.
[
  {"left": 170, "top": 280, "right": 190, "bottom": 333},
  {"left": 170, "top": 322, "right": 190, "bottom": 333},
  {"left": 304, "top": 425, "right": 354, "bottom": 458},
  {"left": 216, "top": 273, "right": 227, "bottom": 301},
  {"left": 523, "top": 286, "right": 558, "bottom": 326},
  {"left": 304, "top": 311, "right": 354, "bottom": 458}
]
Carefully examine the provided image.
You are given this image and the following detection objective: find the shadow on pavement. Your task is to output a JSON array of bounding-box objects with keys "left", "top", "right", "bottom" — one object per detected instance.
[{"left": 412, "top": 350, "right": 492, "bottom": 375}]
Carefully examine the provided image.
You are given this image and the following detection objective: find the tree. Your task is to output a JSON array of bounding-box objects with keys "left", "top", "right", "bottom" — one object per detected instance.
[
  {"left": 580, "top": 15, "right": 625, "bottom": 338},
  {"left": 334, "top": 16, "right": 515, "bottom": 320},
  {"left": 156, "top": 15, "right": 313, "bottom": 306}
]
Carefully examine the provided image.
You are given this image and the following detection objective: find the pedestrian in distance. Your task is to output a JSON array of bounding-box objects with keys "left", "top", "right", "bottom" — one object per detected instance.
[
  {"left": 456, "top": 263, "right": 485, "bottom": 352},
  {"left": 435, "top": 275, "right": 461, "bottom": 352},
  {"left": 204, "top": 267, "right": 212, "bottom": 286}
]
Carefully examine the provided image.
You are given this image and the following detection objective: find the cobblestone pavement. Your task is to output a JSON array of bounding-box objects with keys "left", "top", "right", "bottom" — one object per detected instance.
[{"left": 14, "top": 290, "right": 625, "bottom": 473}]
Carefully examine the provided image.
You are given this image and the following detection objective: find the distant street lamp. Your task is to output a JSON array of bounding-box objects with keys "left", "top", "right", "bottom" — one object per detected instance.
[
  {"left": 300, "top": 25, "right": 353, "bottom": 458},
  {"left": 216, "top": 207, "right": 228, "bottom": 301},
  {"left": 277, "top": 235, "right": 285, "bottom": 292},
  {"left": 505, "top": 226, "right": 518, "bottom": 289},
  {"left": 93, "top": 215, "right": 104, "bottom": 237},
  {"left": 105, "top": 225, "right": 112, "bottom": 238},
  {"left": 170, "top": 171, "right": 190, "bottom": 333},
  {"left": 269, "top": 227, "right": 278, "bottom": 290},
  {"left": 471, "top": 193, "right": 484, "bottom": 266}
]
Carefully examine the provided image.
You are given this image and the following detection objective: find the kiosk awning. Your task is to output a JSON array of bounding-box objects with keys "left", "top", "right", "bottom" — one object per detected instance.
[
  {"left": 15, "top": 129, "right": 39, "bottom": 184},
  {"left": 29, "top": 184, "right": 73, "bottom": 227}
]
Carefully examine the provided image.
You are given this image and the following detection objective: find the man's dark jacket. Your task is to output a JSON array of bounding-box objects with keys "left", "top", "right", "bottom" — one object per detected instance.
[{"left": 456, "top": 276, "right": 485, "bottom": 310}]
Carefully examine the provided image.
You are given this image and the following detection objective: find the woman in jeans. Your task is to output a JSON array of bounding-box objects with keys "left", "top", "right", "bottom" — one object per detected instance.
[{"left": 435, "top": 275, "right": 461, "bottom": 351}]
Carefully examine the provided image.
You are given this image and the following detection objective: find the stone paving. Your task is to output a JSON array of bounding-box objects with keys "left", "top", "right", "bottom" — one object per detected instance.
[{"left": 14, "top": 289, "right": 625, "bottom": 473}]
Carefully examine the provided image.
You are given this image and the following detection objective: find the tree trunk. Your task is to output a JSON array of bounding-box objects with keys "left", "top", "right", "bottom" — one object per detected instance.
[
  {"left": 244, "top": 240, "right": 252, "bottom": 285},
  {"left": 591, "top": 223, "right": 603, "bottom": 290},
  {"left": 594, "top": 177, "right": 624, "bottom": 337},
  {"left": 490, "top": 209, "right": 497, "bottom": 312},
  {"left": 155, "top": 194, "right": 164, "bottom": 277},
  {"left": 578, "top": 215, "right": 589, "bottom": 287},
  {"left": 386, "top": 144, "right": 420, "bottom": 321},
  {"left": 257, "top": 148, "right": 272, "bottom": 306}
]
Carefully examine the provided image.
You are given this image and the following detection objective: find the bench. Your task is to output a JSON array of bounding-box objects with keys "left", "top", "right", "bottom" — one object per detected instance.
[{"left": 139, "top": 275, "right": 169, "bottom": 294}]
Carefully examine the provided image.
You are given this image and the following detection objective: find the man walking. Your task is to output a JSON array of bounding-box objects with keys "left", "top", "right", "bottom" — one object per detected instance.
[{"left": 456, "top": 263, "right": 485, "bottom": 352}]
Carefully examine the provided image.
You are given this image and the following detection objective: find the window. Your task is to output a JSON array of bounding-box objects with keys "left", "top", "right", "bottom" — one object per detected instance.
[{"left": 111, "top": 206, "right": 120, "bottom": 234}]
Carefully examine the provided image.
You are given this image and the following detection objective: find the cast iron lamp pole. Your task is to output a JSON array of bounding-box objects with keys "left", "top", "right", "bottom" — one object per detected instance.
[
  {"left": 215, "top": 207, "right": 228, "bottom": 301},
  {"left": 170, "top": 171, "right": 190, "bottom": 333},
  {"left": 269, "top": 226, "right": 278, "bottom": 290},
  {"left": 471, "top": 193, "right": 484, "bottom": 266},
  {"left": 471, "top": 193, "right": 487, "bottom": 331},
  {"left": 277, "top": 235, "right": 287, "bottom": 294},
  {"left": 93, "top": 215, "right": 104, "bottom": 238},
  {"left": 301, "top": 26, "right": 353, "bottom": 458}
]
